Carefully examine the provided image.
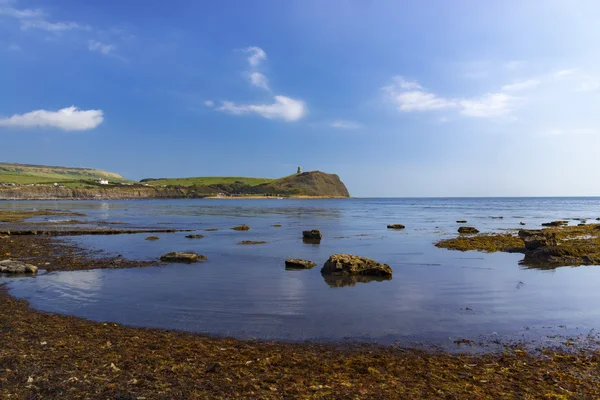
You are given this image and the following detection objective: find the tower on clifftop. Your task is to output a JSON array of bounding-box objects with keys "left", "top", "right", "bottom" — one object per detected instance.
[{"left": 297, "top": 166, "right": 302, "bottom": 174}]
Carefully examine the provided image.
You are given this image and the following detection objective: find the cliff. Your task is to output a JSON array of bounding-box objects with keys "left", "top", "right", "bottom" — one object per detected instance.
[
  {"left": 0, "top": 186, "right": 196, "bottom": 200},
  {"left": 254, "top": 171, "right": 350, "bottom": 197}
]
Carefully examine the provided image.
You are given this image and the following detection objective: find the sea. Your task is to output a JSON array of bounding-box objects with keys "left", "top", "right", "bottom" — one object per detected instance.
[{"left": 2, "top": 197, "right": 600, "bottom": 351}]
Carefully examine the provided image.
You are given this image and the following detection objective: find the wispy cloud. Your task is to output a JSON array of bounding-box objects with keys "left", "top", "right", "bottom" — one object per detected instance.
[
  {"left": 0, "top": 1, "right": 44, "bottom": 19},
  {"left": 204, "top": 100, "right": 214, "bottom": 107},
  {"left": 249, "top": 72, "right": 269, "bottom": 90},
  {"left": 501, "top": 79, "right": 541, "bottom": 92},
  {"left": 383, "top": 77, "right": 456, "bottom": 112},
  {"left": 218, "top": 96, "right": 306, "bottom": 122},
  {"left": 88, "top": 40, "right": 116, "bottom": 55},
  {"left": 459, "top": 93, "right": 517, "bottom": 118},
  {"left": 383, "top": 75, "right": 519, "bottom": 118},
  {"left": 330, "top": 120, "right": 363, "bottom": 129},
  {"left": 244, "top": 46, "right": 266, "bottom": 67},
  {"left": 0, "top": 106, "right": 104, "bottom": 131},
  {"left": 7, "top": 43, "right": 21, "bottom": 51},
  {"left": 20, "top": 19, "right": 88, "bottom": 32}
]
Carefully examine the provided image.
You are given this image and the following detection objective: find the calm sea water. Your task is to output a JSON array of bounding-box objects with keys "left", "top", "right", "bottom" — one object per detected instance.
[{"left": 3, "top": 198, "right": 600, "bottom": 349}]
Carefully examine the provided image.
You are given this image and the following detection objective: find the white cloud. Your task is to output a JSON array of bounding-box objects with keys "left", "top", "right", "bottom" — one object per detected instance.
[
  {"left": 0, "top": 106, "right": 104, "bottom": 131},
  {"left": 249, "top": 72, "right": 269, "bottom": 90},
  {"left": 204, "top": 100, "right": 214, "bottom": 107},
  {"left": 501, "top": 79, "right": 541, "bottom": 92},
  {"left": 330, "top": 120, "right": 363, "bottom": 129},
  {"left": 0, "top": 2, "right": 44, "bottom": 19},
  {"left": 20, "top": 19, "right": 86, "bottom": 32},
  {"left": 218, "top": 95, "right": 306, "bottom": 121},
  {"left": 7, "top": 43, "right": 20, "bottom": 51},
  {"left": 244, "top": 46, "right": 266, "bottom": 67},
  {"left": 88, "top": 40, "right": 115, "bottom": 55},
  {"left": 383, "top": 77, "right": 456, "bottom": 112},
  {"left": 383, "top": 75, "right": 519, "bottom": 118}
]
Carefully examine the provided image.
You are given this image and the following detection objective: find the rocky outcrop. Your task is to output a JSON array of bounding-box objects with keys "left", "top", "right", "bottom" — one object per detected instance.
[
  {"left": 285, "top": 259, "right": 317, "bottom": 269},
  {"left": 542, "top": 221, "right": 568, "bottom": 227},
  {"left": 387, "top": 224, "right": 405, "bottom": 229},
  {"left": 0, "top": 260, "right": 38, "bottom": 274},
  {"left": 254, "top": 171, "right": 350, "bottom": 197},
  {"left": 160, "top": 252, "right": 206, "bottom": 263},
  {"left": 231, "top": 225, "right": 250, "bottom": 231},
  {"left": 185, "top": 234, "right": 204, "bottom": 239},
  {"left": 458, "top": 227, "right": 479, "bottom": 234},
  {"left": 321, "top": 254, "right": 392, "bottom": 277},
  {"left": 145, "top": 236, "right": 160, "bottom": 241}
]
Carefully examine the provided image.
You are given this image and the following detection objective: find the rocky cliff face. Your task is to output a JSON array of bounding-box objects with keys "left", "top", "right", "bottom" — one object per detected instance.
[{"left": 0, "top": 186, "right": 195, "bottom": 200}]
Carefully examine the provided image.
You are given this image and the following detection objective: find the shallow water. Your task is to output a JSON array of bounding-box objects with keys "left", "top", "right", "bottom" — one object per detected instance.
[{"left": 3, "top": 198, "right": 600, "bottom": 348}]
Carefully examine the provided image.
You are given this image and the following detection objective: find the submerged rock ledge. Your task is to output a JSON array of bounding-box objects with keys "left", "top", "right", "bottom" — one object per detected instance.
[{"left": 436, "top": 224, "right": 600, "bottom": 268}]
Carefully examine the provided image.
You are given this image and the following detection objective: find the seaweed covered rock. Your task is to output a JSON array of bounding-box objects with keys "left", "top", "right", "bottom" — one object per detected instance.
[
  {"left": 285, "top": 259, "right": 317, "bottom": 269},
  {"left": 160, "top": 252, "right": 206, "bottom": 263},
  {"left": 185, "top": 234, "right": 204, "bottom": 239},
  {"left": 387, "top": 224, "right": 405, "bottom": 229},
  {"left": 321, "top": 254, "right": 392, "bottom": 277},
  {"left": 237, "top": 240, "right": 267, "bottom": 245},
  {"left": 145, "top": 236, "right": 159, "bottom": 241},
  {"left": 458, "top": 226, "right": 479, "bottom": 234},
  {"left": 302, "top": 230, "right": 322, "bottom": 240},
  {"left": 0, "top": 259, "right": 38, "bottom": 274},
  {"left": 232, "top": 225, "right": 250, "bottom": 231}
]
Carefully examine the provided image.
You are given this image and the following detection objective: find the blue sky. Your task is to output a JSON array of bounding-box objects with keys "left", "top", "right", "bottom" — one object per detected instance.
[{"left": 1, "top": 0, "right": 600, "bottom": 196}]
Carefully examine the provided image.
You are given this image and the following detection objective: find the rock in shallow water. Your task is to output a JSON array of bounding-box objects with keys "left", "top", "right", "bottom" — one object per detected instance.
[
  {"left": 285, "top": 259, "right": 317, "bottom": 269},
  {"left": 302, "top": 230, "right": 322, "bottom": 240},
  {"left": 458, "top": 226, "right": 479, "bottom": 234},
  {"left": 145, "top": 236, "right": 159, "bottom": 241},
  {"left": 160, "top": 252, "right": 206, "bottom": 263},
  {"left": 185, "top": 234, "right": 204, "bottom": 239},
  {"left": 321, "top": 254, "right": 392, "bottom": 277},
  {"left": 231, "top": 225, "right": 250, "bottom": 231},
  {"left": 387, "top": 224, "right": 405, "bottom": 229},
  {"left": 0, "top": 259, "right": 38, "bottom": 274}
]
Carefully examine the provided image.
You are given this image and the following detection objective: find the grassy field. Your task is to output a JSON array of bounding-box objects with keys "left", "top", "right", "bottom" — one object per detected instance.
[
  {"left": 142, "top": 176, "right": 275, "bottom": 186},
  {"left": 0, "top": 163, "right": 126, "bottom": 182}
]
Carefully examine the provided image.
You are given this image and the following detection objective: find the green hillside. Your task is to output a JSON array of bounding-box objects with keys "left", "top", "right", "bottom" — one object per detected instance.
[
  {"left": 141, "top": 176, "right": 274, "bottom": 186},
  {"left": 0, "top": 163, "right": 126, "bottom": 184}
]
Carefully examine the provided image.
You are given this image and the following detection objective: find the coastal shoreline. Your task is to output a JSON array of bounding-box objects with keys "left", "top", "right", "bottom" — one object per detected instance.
[{"left": 1, "top": 210, "right": 600, "bottom": 398}]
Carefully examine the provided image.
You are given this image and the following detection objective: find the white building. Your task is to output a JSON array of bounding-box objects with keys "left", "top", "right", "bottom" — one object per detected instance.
[{"left": 98, "top": 178, "right": 109, "bottom": 185}]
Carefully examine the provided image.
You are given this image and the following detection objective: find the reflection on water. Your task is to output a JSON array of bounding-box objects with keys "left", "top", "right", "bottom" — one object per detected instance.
[
  {"left": 3, "top": 197, "right": 600, "bottom": 346},
  {"left": 322, "top": 274, "right": 391, "bottom": 288}
]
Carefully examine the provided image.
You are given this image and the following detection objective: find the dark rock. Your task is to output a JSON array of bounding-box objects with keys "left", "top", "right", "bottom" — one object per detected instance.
[
  {"left": 285, "top": 259, "right": 317, "bottom": 269},
  {"left": 519, "top": 222, "right": 526, "bottom": 226},
  {"left": 237, "top": 240, "right": 267, "bottom": 245},
  {"left": 456, "top": 220, "right": 467, "bottom": 224},
  {"left": 272, "top": 224, "right": 282, "bottom": 227},
  {"left": 145, "top": 236, "right": 159, "bottom": 241},
  {"left": 321, "top": 254, "right": 392, "bottom": 277},
  {"left": 387, "top": 224, "right": 405, "bottom": 229},
  {"left": 458, "top": 227, "right": 479, "bottom": 234},
  {"left": 0, "top": 259, "right": 38, "bottom": 274},
  {"left": 302, "top": 230, "right": 322, "bottom": 240},
  {"left": 518, "top": 230, "right": 557, "bottom": 251},
  {"left": 185, "top": 234, "right": 204, "bottom": 239},
  {"left": 541, "top": 220, "right": 568, "bottom": 227},
  {"left": 231, "top": 225, "right": 250, "bottom": 231},
  {"left": 204, "top": 228, "right": 219, "bottom": 232},
  {"left": 160, "top": 252, "right": 206, "bottom": 263}
]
